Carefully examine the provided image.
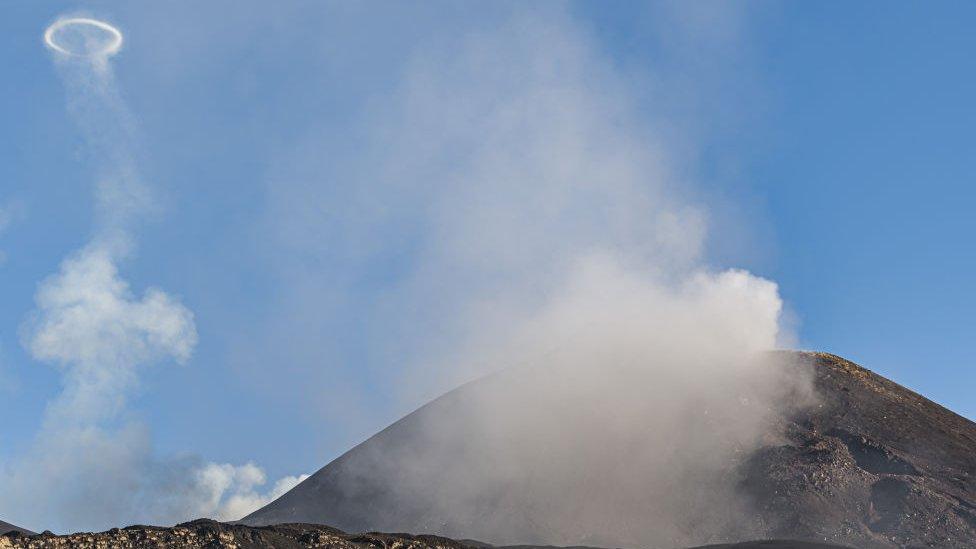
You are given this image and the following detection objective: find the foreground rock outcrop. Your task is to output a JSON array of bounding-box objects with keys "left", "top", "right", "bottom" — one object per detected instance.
[
  {"left": 0, "top": 520, "right": 848, "bottom": 549},
  {"left": 244, "top": 352, "right": 976, "bottom": 548},
  {"left": 0, "top": 520, "right": 467, "bottom": 549}
]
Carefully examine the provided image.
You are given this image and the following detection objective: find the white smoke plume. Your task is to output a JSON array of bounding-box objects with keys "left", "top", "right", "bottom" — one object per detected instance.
[
  {"left": 193, "top": 464, "right": 309, "bottom": 522},
  {"left": 24, "top": 245, "right": 196, "bottom": 425},
  {"left": 0, "top": 15, "right": 303, "bottom": 533},
  {"left": 262, "top": 5, "right": 795, "bottom": 403},
  {"left": 1, "top": 5, "right": 812, "bottom": 542},
  {"left": 255, "top": 6, "right": 813, "bottom": 546}
]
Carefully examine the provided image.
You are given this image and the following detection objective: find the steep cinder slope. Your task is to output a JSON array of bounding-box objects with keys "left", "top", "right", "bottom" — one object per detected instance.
[
  {"left": 244, "top": 352, "right": 976, "bottom": 548},
  {"left": 0, "top": 523, "right": 31, "bottom": 536},
  {"left": 740, "top": 352, "right": 976, "bottom": 546}
]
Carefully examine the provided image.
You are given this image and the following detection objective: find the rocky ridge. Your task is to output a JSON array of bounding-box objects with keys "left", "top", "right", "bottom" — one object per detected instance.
[
  {"left": 0, "top": 521, "right": 848, "bottom": 549},
  {"left": 0, "top": 520, "right": 469, "bottom": 549}
]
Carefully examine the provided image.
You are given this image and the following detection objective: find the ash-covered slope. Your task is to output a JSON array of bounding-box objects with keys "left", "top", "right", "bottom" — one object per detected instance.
[
  {"left": 244, "top": 352, "right": 976, "bottom": 548},
  {"left": 0, "top": 523, "right": 30, "bottom": 537},
  {"left": 740, "top": 353, "right": 976, "bottom": 546}
]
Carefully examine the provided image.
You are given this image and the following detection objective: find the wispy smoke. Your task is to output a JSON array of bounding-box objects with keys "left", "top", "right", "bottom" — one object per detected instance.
[
  {"left": 256, "top": 6, "right": 812, "bottom": 546},
  {"left": 3, "top": 5, "right": 811, "bottom": 542},
  {"left": 369, "top": 259, "right": 810, "bottom": 546},
  {"left": 261, "top": 4, "right": 794, "bottom": 406},
  {"left": 0, "top": 15, "right": 302, "bottom": 533},
  {"left": 24, "top": 246, "right": 196, "bottom": 424},
  {"left": 0, "top": 200, "right": 24, "bottom": 266},
  {"left": 194, "top": 464, "right": 309, "bottom": 522}
]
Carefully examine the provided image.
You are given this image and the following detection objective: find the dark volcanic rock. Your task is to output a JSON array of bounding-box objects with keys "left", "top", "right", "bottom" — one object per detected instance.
[
  {"left": 244, "top": 352, "right": 976, "bottom": 548},
  {"left": 0, "top": 519, "right": 471, "bottom": 549},
  {"left": 739, "top": 353, "right": 976, "bottom": 547},
  {"left": 0, "top": 523, "right": 31, "bottom": 537},
  {"left": 689, "top": 543, "right": 849, "bottom": 549},
  {"left": 0, "top": 521, "right": 849, "bottom": 549}
]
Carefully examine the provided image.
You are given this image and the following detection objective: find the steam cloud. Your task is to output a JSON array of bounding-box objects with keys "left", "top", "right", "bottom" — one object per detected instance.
[
  {"left": 1, "top": 5, "right": 813, "bottom": 543},
  {"left": 0, "top": 16, "right": 303, "bottom": 533},
  {"left": 258, "top": 7, "right": 813, "bottom": 546},
  {"left": 194, "top": 464, "right": 310, "bottom": 522}
]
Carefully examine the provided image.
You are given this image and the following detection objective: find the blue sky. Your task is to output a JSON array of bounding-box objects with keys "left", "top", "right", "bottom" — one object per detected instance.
[{"left": 1, "top": 1, "right": 974, "bottom": 532}]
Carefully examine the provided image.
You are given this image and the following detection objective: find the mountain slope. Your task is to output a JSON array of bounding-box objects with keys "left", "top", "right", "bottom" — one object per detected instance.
[
  {"left": 0, "top": 522, "right": 31, "bottom": 536},
  {"left": 739, "top": 352, "right": 976, "bottom": 546},
  {"left": 244, "top": 352, "right": 976, "bottom": 548}
]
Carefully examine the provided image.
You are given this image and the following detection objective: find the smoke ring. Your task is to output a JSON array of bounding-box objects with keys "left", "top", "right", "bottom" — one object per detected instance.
[{"left": 44, "top": 18, "right": 123, "bottom": 58}]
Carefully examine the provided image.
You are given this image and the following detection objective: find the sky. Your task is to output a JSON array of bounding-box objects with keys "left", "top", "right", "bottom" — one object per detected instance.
[{"left": 1, "top": 0, "right": 974, "bottom": 533}]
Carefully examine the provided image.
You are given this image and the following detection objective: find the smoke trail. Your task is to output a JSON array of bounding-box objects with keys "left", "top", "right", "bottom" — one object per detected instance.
[
  {"left": 254, "top": 7, "right": 814, "bottom": 546},
  {"left": 0, "top": 15, "right": 302, "bottom": 533}
]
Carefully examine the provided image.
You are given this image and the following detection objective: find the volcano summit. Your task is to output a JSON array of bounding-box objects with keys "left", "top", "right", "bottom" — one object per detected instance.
[{"left": 244, "top": 352, "right": 976, "bottom": 548}]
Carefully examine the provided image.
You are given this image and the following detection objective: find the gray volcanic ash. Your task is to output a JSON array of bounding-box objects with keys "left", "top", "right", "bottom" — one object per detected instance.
[{"left": 244, "top": 352, "right": 976, "bottom": 548}]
